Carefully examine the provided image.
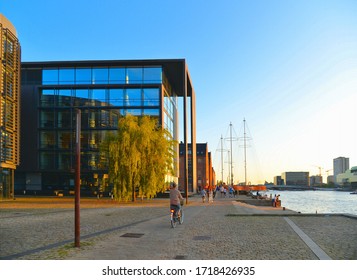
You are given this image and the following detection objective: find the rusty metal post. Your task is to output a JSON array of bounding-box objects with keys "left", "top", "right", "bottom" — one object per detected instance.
[{"left": 75, "top": 109, "right": 81, "bottom": 247}]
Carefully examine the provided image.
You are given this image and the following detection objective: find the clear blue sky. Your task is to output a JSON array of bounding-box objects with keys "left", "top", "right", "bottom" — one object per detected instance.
[{"left": 2, "top": 0, "right": 357, "bottom": 184}]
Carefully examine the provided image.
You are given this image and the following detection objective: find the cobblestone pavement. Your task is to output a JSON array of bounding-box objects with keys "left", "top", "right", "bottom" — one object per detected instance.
[{"left": 1, "top": 195, "right": 356, "bottom": 260}]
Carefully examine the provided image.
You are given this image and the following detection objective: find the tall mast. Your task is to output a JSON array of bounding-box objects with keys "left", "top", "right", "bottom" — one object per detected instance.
[
  {"left": 230, "top": 122, "right": 233, "bottom": 186},
  {"left": 243, "top": 118, "right": 247, "bottom": 185},
  {"left": 220, "top": 135, "right": 224, "bottom": 183}
]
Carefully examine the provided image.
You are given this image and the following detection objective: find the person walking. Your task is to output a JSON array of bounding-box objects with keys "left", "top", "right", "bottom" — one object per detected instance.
[{"left": 201, "top": 188, "right": 207, "bottom": 203}]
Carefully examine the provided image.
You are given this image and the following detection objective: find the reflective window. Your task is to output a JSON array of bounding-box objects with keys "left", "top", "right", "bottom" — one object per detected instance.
[
  {"left": 57, "top": 111, "right": 72, "bottom": 128},
  {"left": 143, "top": 67, "right": 162, "bottom": 84},
  {"left": 109, "top": 89, "right": 124, "bottom": 106},
  {"left": 76, "top": 68, "right": 91, "bottom": 84},
  {"left": 109, "top": 68, "right": 126, "bottom": 84},
  {"left": 125, "top": 89, "right": 142, "bottom": 106},
  {"left": 40, "top": 131, "right": 55, "bottom": 148},
  {"left": 40, "top": 89, "right": 55, "bottom": 107},
  {"left": 126, "top": 68, "right": 143, "bottom": 84},
  {"left": 75, "top": 89, "right": 89, "bottom": 106},
  {"left": 57, "top": 132, "right": 72, "bottom": 149},
  {"left": 143, "top": 109, "right": 160, "bottom": 116},
  {"left": 43, "top": 69, "right": 58, "bottom": 85},
  {"left": 58, "top": 89, "right": 72, "bottom": 106},
  {"left": 59, "top": 69, "right": 75, "bottom": 85},
  {"left": 143, "top": 88, "right": 160, "bottom": 106},
  {"left": 124, "top": 109, "right": 142, "bottom": 116},
  {"left": 40, "top": 111, "right": 54, "bottom": 128},
  {"left": 40, "top": 152, "right": 55, "bottom": 169},
  {"left": 92, "top": 89, "right": 107, "bottom": 104},
  {"left": 58, "top": 153, "right": 72, "bottom": 170},
  {"left": 92, "top": 68, "right": 108, "bottom": 84},
  {"left": 58, "top": 89, "right": 71, "bottom": 97}
]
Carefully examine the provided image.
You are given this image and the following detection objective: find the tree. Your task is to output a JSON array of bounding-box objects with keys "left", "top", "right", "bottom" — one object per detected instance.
[{"left": 101, "top": 115, "right": 175, "bottom": 201}]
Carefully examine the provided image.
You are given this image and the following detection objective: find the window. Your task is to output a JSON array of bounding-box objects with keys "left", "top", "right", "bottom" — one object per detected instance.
[
  {"left": 109, "top": 89, "right": 124, "bottom": 106},
  {"left": 143, "top": 109, "right": 160, "bottom": 116},
  {"left": 109, "top": 68, "right": 126, "bottom": 84},
  {"left": 74, "top": 89, "right": 89, "bottom": 106},
  {"left": 125, "top": 89, "right": 142, "bottom": 106},
  {"left": 92, "top": 89, "right": 107, "bottom": 105},
  {"left": 40, "top": 111, "right": 54, "bottom": 128},
  {"left": 126, "top": 68, "right": 143, "bottom": 84},
  {"left": 59, "top": 69, "right": 75, "bottom": 85},
  {"left": 40, "top": 131, "right": 55, "bottom": 148},
  {"left": 40, "top": 152, "right": 55, "bottom": 169},
  {"left": 143, "top": 88, "right": 160, "bottom": 106},
  {"left": 92, "top": 68, "right": 108, "bottom": 84},
  {"left": 43, "top": 69, "right": 58, "bottom": 85},
  {"left": 124, "top": 109, "right": 142, "bottom": 116},
  {"left": 76, "top": 68, "right": 91, "bottom": 84},
  {"left": 58, "top": 89, "right": 72, "bottom": 106},
  {"left": 143, "top": 67, "right": 162, "bottom": 84}
]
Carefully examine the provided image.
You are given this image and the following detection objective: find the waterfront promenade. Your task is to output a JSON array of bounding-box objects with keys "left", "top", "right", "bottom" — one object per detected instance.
[{"left": 1, "top": 195, "right": 357, "bottom": 260}]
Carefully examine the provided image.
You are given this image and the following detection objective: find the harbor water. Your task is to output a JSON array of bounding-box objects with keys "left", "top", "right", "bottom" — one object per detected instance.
[{"left": 267, "top": 190, "right": 357, "bottom": 215}]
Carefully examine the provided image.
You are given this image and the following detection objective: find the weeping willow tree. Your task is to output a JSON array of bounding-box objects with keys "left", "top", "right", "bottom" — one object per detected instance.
[{"left": 101, "top": 115, "right": 176, "bottom": 201}]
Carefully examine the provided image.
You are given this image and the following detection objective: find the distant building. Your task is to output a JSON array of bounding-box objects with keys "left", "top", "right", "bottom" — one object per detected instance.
[
  {"left": 0, "top": 14, "right": 21, "bottom": 199},
  {"left": 179, "top": 143, "right": 214, "bottom": 193},
  {"left": 333, "top": 157, "right": 349, "bottom": 183},
  {"left": 327, "top": 175, "right": 334, "bottom": 184},
  {"left": 274, "top": 176, "right": 283, "bottom": 185},
  {"left": 281, "top": 172, "right": 309, "bottom": 186},
  {"left": 309, "top": 175, "right": 322, "bottom": 187},
  {"left": 336, "top": 166, "right": 357, "bottom": 188}
]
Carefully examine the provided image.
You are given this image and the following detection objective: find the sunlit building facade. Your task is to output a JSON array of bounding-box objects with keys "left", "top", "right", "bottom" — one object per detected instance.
[
  {"left": 281, "top": 172, "right": 309, "bottom": 186},
  {"left": 17, "top": 59, "right": 196, "bottom": 195},
  {"left": 0, "top": 14, "right": 21, "bottom": 199},
  {"left": 179, "top": 143, "right": 213, "bottom": 193}
]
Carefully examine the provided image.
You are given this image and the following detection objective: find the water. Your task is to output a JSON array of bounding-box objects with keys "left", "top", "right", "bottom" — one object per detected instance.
[{"left": 266, "top": 190, "right": 357, "bottom": 215}]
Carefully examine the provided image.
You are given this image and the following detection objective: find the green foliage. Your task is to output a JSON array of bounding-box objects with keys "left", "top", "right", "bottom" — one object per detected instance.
[{"left": 101, "top": 115, "right": 175, "bottom": 201}]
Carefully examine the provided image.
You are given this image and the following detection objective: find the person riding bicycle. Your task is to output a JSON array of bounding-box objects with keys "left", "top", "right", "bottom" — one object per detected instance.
[{"left": 170, "top": 183, "right": 183, "bottom": 218}]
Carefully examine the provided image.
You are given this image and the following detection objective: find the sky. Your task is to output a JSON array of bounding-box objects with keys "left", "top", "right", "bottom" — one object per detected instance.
[{"left": 1, "top": 0, "right": 357, "bottom": 185}]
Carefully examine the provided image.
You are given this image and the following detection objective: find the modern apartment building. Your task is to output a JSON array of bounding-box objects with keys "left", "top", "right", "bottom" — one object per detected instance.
[
  {"left": 281, "top": 172, "right": 309, "bottom": 186},
  {"left": 16, "top": 59, "right": 196, "bottom": 195},
  {"left": 0, "top": 14, "right": 21, "bottom": 199},
  {"left": 333, "top": 157, "right": 349, "bottom": 183}
]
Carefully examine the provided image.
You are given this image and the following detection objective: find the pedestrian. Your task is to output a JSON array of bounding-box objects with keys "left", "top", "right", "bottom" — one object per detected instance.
[
  {"left": 201, "top": 188, "right": 206, "bottom": 203},
  {"left": 209, "top": 188, "right": 214, "bottom": 203},
  {"left": 220, "top": 185, "right": 224, "bottom": 198},
  {"left": 272, "top": 194, "right": 276, "bottom": 207},
  {"left": 276, "top": 194, "right": 280, "bottom": 207},
  {"left": 229, "top": 186, "right": 234, "bottom": 198}
]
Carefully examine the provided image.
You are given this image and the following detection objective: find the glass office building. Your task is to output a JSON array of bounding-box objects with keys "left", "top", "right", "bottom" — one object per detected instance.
[
  {"left": 0, "top": 14, "right": 21, "bottom": 200},
  {"left": 17, "top": 59, "right": 196, "bottom": 195}
]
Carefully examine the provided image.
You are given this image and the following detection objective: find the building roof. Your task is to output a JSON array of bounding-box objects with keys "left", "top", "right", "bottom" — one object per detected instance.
[{"left": 21, "top": 59, "right": 194, "bottom": 97}]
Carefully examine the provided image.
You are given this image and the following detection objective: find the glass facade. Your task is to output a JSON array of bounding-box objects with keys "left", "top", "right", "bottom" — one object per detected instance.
[{"left": 19, "top": 63, "right": 180, "bottom": 195}]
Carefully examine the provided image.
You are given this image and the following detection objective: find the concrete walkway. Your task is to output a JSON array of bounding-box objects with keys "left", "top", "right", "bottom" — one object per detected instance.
[{"left": 1, "top": 195, "right": 356, "bottom": 260}]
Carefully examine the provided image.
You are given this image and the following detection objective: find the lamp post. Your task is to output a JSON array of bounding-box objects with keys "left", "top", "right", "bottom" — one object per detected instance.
[{"left": 75, "top": 109, "right": 81, "bottom": 247}]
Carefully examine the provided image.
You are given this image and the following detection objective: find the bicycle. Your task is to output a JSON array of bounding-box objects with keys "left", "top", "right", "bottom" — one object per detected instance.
[{"left": 170, "top": 200, "right": 184, "bottom": 228}]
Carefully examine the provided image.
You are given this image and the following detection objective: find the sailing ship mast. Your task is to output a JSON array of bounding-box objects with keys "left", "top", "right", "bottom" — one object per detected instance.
[
  {"left": 243, "top": 118, "right": 247, "bottom": 185},
  {"left": 230, "top": 122, "right": 234, "bottom": 186}
]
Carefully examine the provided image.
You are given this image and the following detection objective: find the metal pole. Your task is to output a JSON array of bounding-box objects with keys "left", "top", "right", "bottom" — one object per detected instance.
[
  {"left": 230, "top": 122, "right": 233, "bottom": 186},
  {"left": 75, "top": 109, "right": 81, "bottom": 247},
  {"left": 221, "top": 135, "right": 224, "bottom": 183},
  {"left": 244, "top": 119, "right": 247, "bottom": 185}
]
